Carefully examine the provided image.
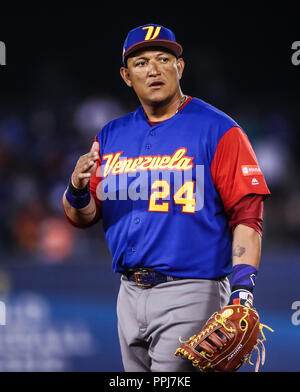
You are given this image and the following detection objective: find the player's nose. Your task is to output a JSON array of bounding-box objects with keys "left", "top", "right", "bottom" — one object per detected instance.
[{"left": 148, "top": 60, "right": 161, "bottom": 76}]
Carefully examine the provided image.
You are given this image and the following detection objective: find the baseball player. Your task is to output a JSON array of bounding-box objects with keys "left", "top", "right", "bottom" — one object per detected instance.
[{"left": 62, "top": 24, "right": 271, "bottom": 372}]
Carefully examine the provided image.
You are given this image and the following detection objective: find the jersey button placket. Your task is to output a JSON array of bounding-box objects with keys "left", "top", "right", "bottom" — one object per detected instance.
[{"left": 127, "top": 125, "right": 154, "bottom": 259}]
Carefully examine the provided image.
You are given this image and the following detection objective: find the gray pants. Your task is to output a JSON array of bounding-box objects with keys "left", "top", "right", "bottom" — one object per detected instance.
[{"left": 117, "top": 275, "right": 230, "bottom": 372}]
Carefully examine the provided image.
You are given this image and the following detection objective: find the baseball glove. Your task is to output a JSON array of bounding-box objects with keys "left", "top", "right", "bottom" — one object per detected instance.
[{"left": 175, "top": 305, "right": 273, "bottom": 372}]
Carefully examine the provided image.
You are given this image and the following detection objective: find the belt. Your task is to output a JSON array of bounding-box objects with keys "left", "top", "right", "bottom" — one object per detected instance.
[{"left": 124, "top": 268, "right": 183, "bottom": 288}]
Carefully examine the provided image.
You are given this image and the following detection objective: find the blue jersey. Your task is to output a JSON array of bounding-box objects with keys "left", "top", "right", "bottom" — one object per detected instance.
[{"left": 89, "top": 97, "right": 270, "bottom": 279}]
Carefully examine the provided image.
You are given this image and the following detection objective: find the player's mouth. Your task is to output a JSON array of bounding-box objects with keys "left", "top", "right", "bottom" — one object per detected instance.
[{"left": 149, "top": 81, "right": 165, "bottom": 89}]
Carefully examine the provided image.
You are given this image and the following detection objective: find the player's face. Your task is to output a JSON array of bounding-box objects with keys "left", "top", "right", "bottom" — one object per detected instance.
[{"left": 120, "top": 48, "right": 185, "bottom": 106}]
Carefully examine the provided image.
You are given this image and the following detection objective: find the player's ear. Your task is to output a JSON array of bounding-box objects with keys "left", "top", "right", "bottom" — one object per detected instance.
[
  {"left": 176, "top": 57, "right": 185, "bottom": 80},
  {"left": 120, "top": 67, "right": 133, "bottom": 88}
]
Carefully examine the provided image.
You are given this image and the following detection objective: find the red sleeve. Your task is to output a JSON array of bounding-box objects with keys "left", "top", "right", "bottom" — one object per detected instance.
[
  {"left": 227, "top": 194, "right": 264, "bottom": 236},
  {"left": 210, "top": 126, "right": 271, "bottom": 212},
  {"left": 89, "top": 135, "right": 102, "bottom": 207}
]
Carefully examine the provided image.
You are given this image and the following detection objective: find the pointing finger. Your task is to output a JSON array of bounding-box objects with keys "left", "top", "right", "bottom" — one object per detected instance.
[{"left": 90, "top": 141, "right": 100, "bottom": 153}]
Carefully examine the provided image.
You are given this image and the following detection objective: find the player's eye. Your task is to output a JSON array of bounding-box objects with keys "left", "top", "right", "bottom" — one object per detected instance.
[
  {"left": 160, "top": 56, "right": 169, "bottom": 63},
  {"left": 135, "top": 60, "right": 147, "bottom": 67}
]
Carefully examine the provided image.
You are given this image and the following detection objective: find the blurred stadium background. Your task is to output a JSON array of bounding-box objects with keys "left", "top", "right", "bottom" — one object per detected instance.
[{"left": 0, "top": 4, "right": 299, "bottom": 371}]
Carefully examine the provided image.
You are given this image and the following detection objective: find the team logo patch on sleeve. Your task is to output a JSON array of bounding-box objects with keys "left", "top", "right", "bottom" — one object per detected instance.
[{"left": 241, "top": 165, "right": 262, "bottom": 176}]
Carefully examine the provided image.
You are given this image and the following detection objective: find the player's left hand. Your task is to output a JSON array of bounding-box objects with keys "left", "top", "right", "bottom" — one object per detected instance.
[
  {"left": 175, "top": 304, "right": 273, "bottom": 372},
  {"left": 228, "top": 289, "right": 254, "bottom": 308}
]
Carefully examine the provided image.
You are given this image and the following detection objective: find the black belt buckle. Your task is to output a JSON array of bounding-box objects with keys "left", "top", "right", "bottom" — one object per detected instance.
[{"left": 134, "top": 269, "right": 152, "bottom": 288}]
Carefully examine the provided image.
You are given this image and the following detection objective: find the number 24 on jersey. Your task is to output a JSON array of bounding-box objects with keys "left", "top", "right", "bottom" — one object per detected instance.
[{"left": 148, "top": 180, "right": 196, "bottom": 213}]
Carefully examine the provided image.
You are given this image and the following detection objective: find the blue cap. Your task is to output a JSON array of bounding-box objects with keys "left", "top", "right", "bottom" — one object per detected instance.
[{"left": 122, "top": 24, "right": 183, "bottom": 66}]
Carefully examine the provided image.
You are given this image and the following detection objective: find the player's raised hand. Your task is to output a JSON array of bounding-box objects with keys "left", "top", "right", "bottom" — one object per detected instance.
[{"left": 71, "top": 141, "right": 100, "bottom": 189}]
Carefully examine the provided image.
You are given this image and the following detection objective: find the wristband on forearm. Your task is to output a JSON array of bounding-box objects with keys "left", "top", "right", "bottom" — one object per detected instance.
[
  {"left": 65, "top": 179, "right": 91, "bottom": 209},
  {"left": 228, "top": 264, "right": 258, "bottom": 308}
]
